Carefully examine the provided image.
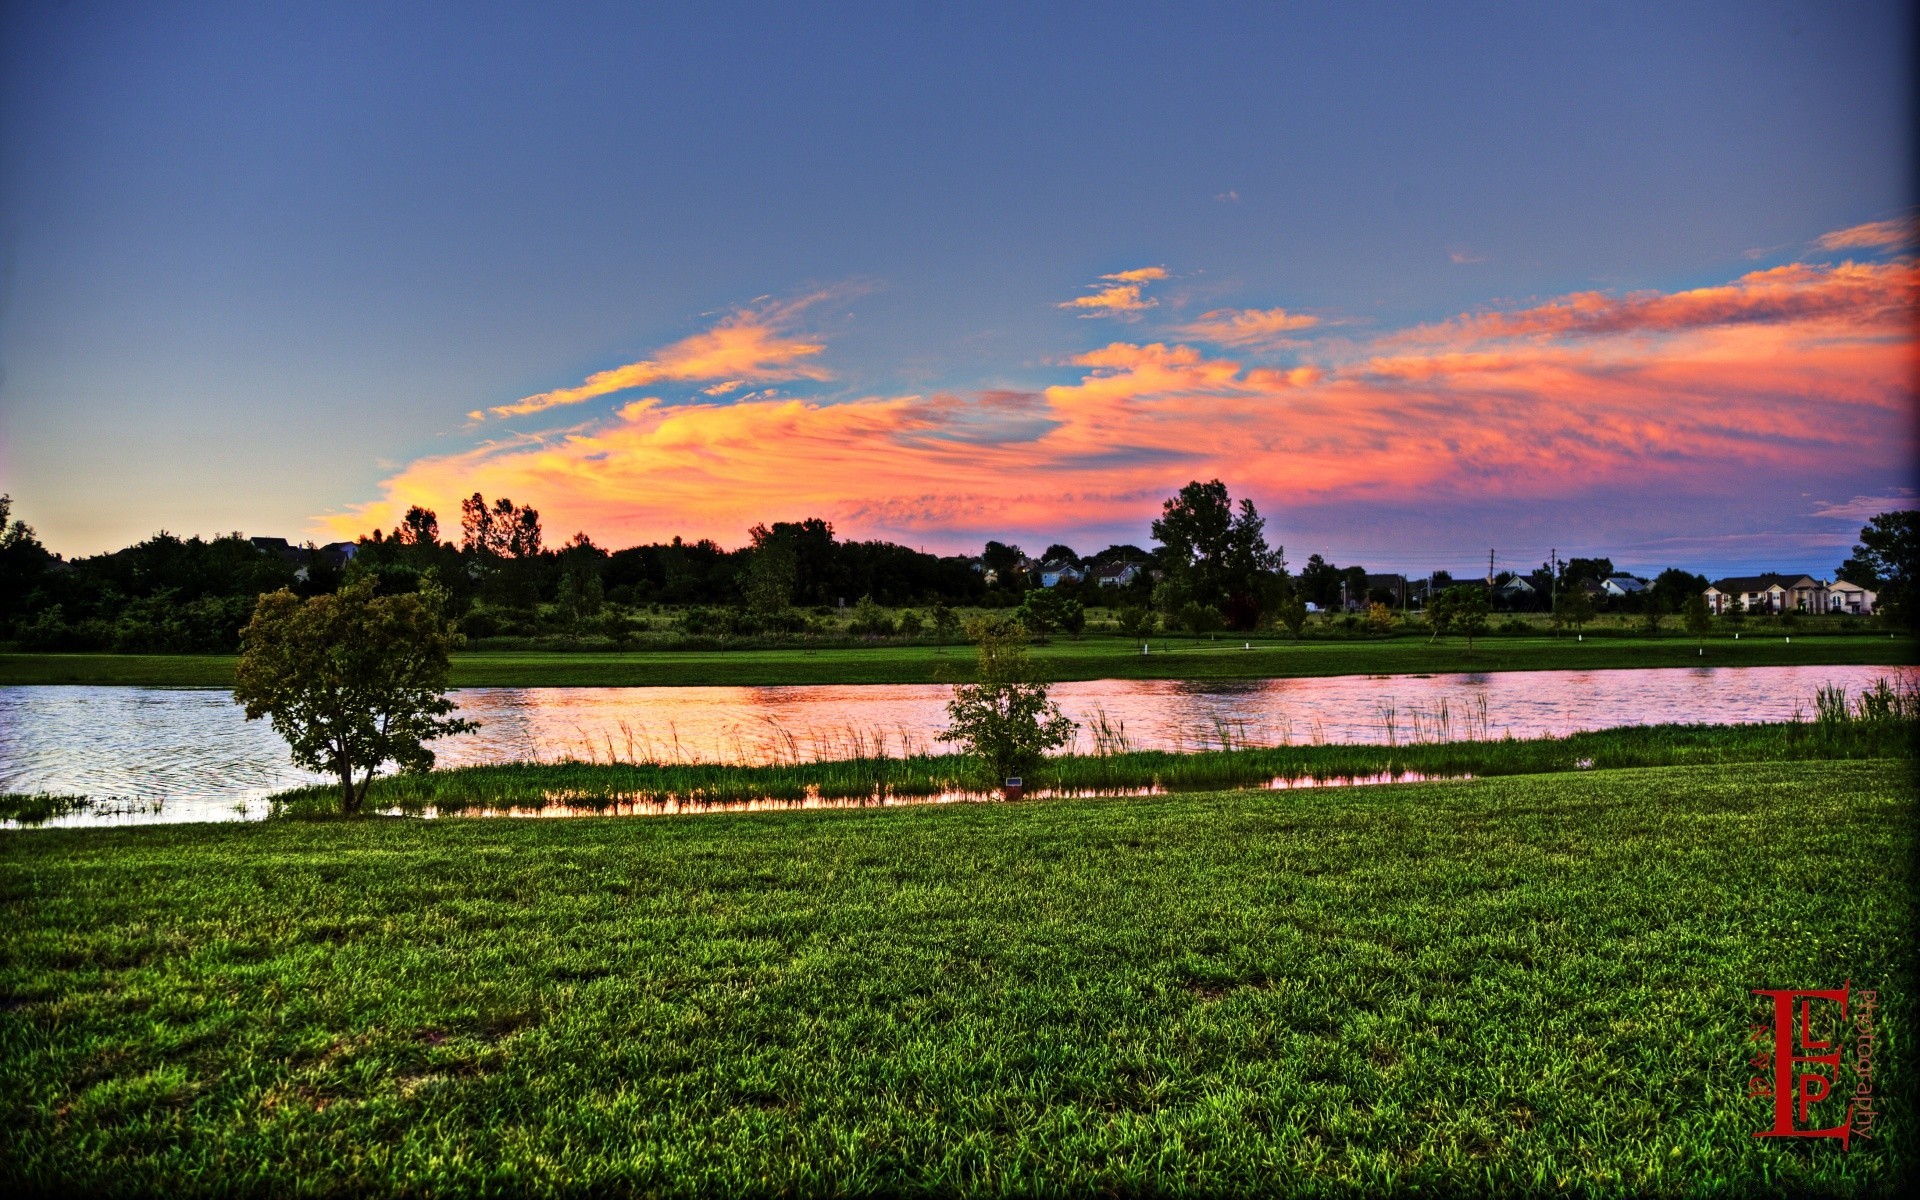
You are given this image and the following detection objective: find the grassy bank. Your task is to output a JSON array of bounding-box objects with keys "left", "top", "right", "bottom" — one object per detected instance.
[
  {"left": 267, "top": 718, "right": 1917, "bottom": 815},
  {"left": 3, "top": 761, "right": 1910, "bottom": 1196},
  {"left": 2, "top": 631, "right": 1912, "bottom": 688}
]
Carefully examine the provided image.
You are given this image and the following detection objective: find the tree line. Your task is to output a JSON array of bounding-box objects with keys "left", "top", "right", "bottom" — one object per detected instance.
[{"left": 1, "top": 492, "right": 1912, "bottom": 653}]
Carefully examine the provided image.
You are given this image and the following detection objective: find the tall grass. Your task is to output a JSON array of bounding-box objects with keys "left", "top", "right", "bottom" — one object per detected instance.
[{"left": 270, "top": 710, "right": 1917, "bottom": 819}]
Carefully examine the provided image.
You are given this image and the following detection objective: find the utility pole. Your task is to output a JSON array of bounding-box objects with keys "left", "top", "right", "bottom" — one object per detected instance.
[{"left": 1487, "top": 548, "right": 1495, "bottom": 585}]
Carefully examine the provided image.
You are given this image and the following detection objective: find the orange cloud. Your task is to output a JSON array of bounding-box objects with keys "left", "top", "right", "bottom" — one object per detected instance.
[
  {"left": 323, "top": 246, "right": 1915, "bottom": 551},
  {"left": 1059, "top": 283, "right": 1156, "bottom": 317},
  {"left": 1175, "top": 306, "right": 1320, "bottom": 346},
  {"left": 1100, "top": 267, "right": 1169, "bottom": 283},
  {"left": 1392, "top": 260, "right": 1916, "bottom": 343},
  {"left": 476, "top": 293, "right": 834, "bottom": 420},
  {"left": 1816, "top": 216, "right": 1917, "bottom": 253}
]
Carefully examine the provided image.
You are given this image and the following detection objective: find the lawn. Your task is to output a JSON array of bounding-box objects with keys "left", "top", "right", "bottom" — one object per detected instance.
[
  {"left": 1, "top": 631, "right": 1912, "bottom": 688},
  {"left": 2, "top": 760, "right": 1910, "bottom": 1196}
]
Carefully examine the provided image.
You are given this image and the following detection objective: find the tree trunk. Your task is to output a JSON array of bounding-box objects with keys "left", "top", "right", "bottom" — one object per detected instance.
[{"left": 336, "top": 748, "right": 357, "bottom": 815}]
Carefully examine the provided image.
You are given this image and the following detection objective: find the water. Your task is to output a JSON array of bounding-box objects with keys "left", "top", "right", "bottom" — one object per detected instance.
[{"left": 1, "top": 664, "right": 1907, "bottom": 827}]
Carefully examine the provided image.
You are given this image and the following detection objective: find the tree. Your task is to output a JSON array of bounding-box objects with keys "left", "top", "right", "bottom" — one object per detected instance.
[
  {"left": 0, "top": 495, "right": 54, "bottom": 625},
  {"left": 395, "top": 506, "right": 440, "bottom": 547},
  {"left": 931, "top": 602, "right": 961, "bottom": 645},
  {"left": 1554, "top": 586, "right": 1596, "bottom": 634},
  {"left": 1017, "top": 588, "right": 1082, "bottom": 638},
  {"left": 1040, "top": 543, "right": 1081, "bottom": 566},
  {"left": 1150, "top": 480, "right": 1283, "bottom": 629},
  {"left": 1176, "top": 600, "right": 1223, "bottom": 638},
  {"left": 939, "top": 617, "right": 1076, "bottom": 786},
  {"left": 1683, "top": 593, "right": 1713, "bottom": 639},
  {"left": 1838, "top": 510, "right": 1919, "bottom": 627},
  {"left": 1366, "top": 601, "right": 1396, "bottom": 635},
  {"left": 1447, "top": 586, "right": 1491, "bottom": 653},
  {"left": 1650, "top": 567, "right": 1708, "bottom": 615},
  {"left": 233, "top": 578, "right": 475, "bottom": 815},
  {"left": 1641, "top": 598, "right": 1666, "bottom": 636},
  {"left": 1275, "top": 592, "right": 1308, "bottom": 639},
  {"left": 847, "top": 594, "right": 895, "bottom": 636},
  {"left": 1117, "top": 605, "right": 1158, "bottom": 639},
  {"left": 743, "top": 525, "right": 799, "bottom": 617}
]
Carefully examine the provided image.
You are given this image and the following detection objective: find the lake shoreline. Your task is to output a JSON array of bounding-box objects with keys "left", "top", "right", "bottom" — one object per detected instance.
[{"left": 1, "top": 632, "right": 1912, "bottom": 688}]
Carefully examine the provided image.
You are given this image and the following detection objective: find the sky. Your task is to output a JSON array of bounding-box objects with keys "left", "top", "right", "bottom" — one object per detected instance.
[{"left": 0, "top": 0, "right": 1913, "bottom": 579}]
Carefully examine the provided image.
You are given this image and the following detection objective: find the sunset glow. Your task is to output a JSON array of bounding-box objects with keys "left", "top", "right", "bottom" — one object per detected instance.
[{"left": 324, "top": 231, "right": 1915, "bottom": 558}]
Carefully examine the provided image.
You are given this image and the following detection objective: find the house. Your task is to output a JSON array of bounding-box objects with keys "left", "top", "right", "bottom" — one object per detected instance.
[
  {"left": 1704, "top": 574, "right": 1827, "bottom": 615},
  {"left": 1035, "top": 560, "right": 1086, "bottom": 588},
  {"left": 1362, "top": 573, "right": 1408, "bottom": 606},
  {"left": 1095, "top": 561, "right": 1143, "bottom": 588},
  {"left": 1601, "top": 574, "right": 1647, "bottom": 598},
  {"left": 1495, "top": 575, "right": 1539, "bottom": 607},
  {"left": 1827, "top": 578, "right": 1877, "bottom": 615}
]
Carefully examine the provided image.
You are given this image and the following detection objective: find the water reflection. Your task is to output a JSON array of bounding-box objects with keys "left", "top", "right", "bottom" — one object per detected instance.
[{"left": 1, "top": 664, "right": 1909, "bottom": 827}]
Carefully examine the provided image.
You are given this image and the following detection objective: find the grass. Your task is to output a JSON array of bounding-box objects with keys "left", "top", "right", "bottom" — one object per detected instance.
[
  {"left": 2, "top": 760, "right": 1911, "bottom": 1196},
  {"left": 0, "top": 795, "right": 91, "bottom": 825},
  {"left": 266, "top": 718, "right": 1918, "bottom": 816},
  {"left": 1, "top": 631, "right": 1912, "bottom": 687}
]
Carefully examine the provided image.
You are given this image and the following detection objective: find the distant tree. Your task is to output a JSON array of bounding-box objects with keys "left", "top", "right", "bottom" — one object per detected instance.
[
  {"left": 395, "top": 506, "right": 440, "bottom": 547},
  {"left": 1298, "top": 555, "right": 1342, "bottom": 609},
  {"left": 1683, "top": 593, "right": 1713, "bottom": 639},
  {"left": 1150, "top": 479, "right": 1283, "bottom": 628},
  {"left": 1117, "top": 605, "right": 1159, "bottom": 639},
  {"left": 0, "top": 495, "right": 54, "bottom": 624},
  {"left": 1016, "top": 587, "right": 1082, "bottom": 638},
  {"left": 1448, "top": 586, "right": 1492, "bottom": 653},
  {"left": 1838, "top": 510, "right": 1919, "bottom": 627},
  {"left": 939, "top": 617, "right": 1076, "bottom": 787},
  {"left": 1176, "top": 600, "right": 1224, "bottom": 638},
  {"left": 847, "top": 594, "right": 895, "bottom": 637},
  {"left": 1040, "top": 543, "right": 1081, "bottom": 566},
  {"left": 931, "top": 602, "right": 962, "bottom": 645},
  {"left": 233, "top": 578, "right": 475, "bottom": 816},
  {"left": 1650, "top": 567, "right": 1709, "bottom": 614},
  {"left": 1559, "top": 557, "right": 1614, "bottom": 590},
  {"left": 555, "top": 562, "right": 605, "bottom": 629},
  {"left": 1641, "top": 598, "right": 1666, "bottom": 636},
  {"left": 743, "top": 525, "right": 799, "bottom": 617},
  {"left": 1721, "top": 600, "right": 1746, "bottom": 628},
  {"left": 1554, "top": 586, "right": 1596, "bottom": 633},
  {"left": 1274, "top": 592, "right": 1308, "bottom": 639},
  {"left": 898, "top": 610, "right": 925, "bottom": 636},
  {"left": 1366, "top": 601, "right": 1396, "bottom": 635},
  {"left": 460, "top": 493, "right": 542, "bottom": 558}
]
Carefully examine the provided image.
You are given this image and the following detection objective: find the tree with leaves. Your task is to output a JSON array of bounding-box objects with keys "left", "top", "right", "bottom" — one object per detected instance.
[
  {"left": 1274, "top": 592, "right": 1308, "bottom": 640},
  {"left": 1683, "top": 593, "right": 1712, "bottom": 640},
  {"left": 939, "top": 616, "right": 1076, "bottom": 787},
  {"left": 1554, "top": 586, "right": 1596, "bottom": 634},
  {"left": 1837, "top": 510, "right": 1919, "bottom": 627},
  {"left": 743, "top": 525, "right": 799, "bottom": 617},
  {"left": 1150, "top": 479, "right": 1283, "bottom": 630},
  {"left": 233, "top": 578, "right": 475, "bottom": 815},
  {"left": 931, "top": 602, "right": 961, "bottom": 645},
  {"left": 1017, "top": 587, "right": 1082, "bottom": 638}
]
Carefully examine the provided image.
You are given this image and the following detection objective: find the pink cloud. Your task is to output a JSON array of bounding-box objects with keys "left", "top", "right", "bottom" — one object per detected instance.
[
  {"left": 475, "top": 292, "right": 835, "bottom": 420},
  {"left": 1816, "top": 216, "right": 1918, "bottom": 253},
  {"left": 323, "top": 243, "right": 1917, "bottom": 552},
  {"left": 1174, "top": 306, "right": 1321, "bottom": 347}
]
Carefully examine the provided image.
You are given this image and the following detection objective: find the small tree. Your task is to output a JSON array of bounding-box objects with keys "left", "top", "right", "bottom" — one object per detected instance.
[
  {"left": 1176, "top": 600, "right": 1223, "bottom": 639},
  {"left": 931, "top": 602, "right": 962, "bottom": 645},
  {"left": 1117, "top": 605, "right": 1158, "bottom": 640},
  {"left": 939, "top": 617, "right": 1076, "bottom": 787},
  {"left": 847, "top": 594, "right": 895, "bottom": 637},
  {"left": 1683, "top": 593, "right": 1712, "bottom": 639},
  {"left": 1365, "top": 601, "right": 1396, "bottom": 636},
  {"left": 1448, "top": 586, "right": 1491, "bottom": 654},
  {"left": 1641, "top": 598, "right": 1665, "bottom": 636},
  {"left": 1554, "top": 587, "right": 1596, "bottom": 634},
  {"left": 1275, "top": 593, "right": 1307, "bottom": 640},
  {"left": 1017, "top": 588, "right": 1083, "bottom": 639},
  {"left": 234, "top": 578, "right": 475, "bottom": 815}
]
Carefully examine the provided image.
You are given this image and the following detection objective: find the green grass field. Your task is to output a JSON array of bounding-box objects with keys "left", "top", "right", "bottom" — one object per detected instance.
[
  {"left": 3, "top": 760, "right": 1910, "bottom": 1196},
  {"left": 2, "top": 632, "right": 1912, "bottom": 688}
]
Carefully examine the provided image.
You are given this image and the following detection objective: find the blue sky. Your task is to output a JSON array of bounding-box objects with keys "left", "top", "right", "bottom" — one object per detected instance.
[{"left": 1, "top": 1, "right": 1911, "bottom": 577}]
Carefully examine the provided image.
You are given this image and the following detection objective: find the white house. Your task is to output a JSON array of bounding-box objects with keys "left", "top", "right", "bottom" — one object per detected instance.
[
  {"left": 1095, "top": 561, "right": 1142, "bottom": 588},
  {"left": 1601, "top": 574, "right": 1647, "bottom": 598},
  {"left": 1827, "top": 578, "right": 1877, "bottom": 615},
  {"left": 1704, "top": 574, "right": 1827, "bottom": 615}
]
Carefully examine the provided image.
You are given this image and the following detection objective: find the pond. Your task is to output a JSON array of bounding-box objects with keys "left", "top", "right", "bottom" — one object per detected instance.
[{"left": 1, "top": 664, "right": 1907, "bottom": 826}]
